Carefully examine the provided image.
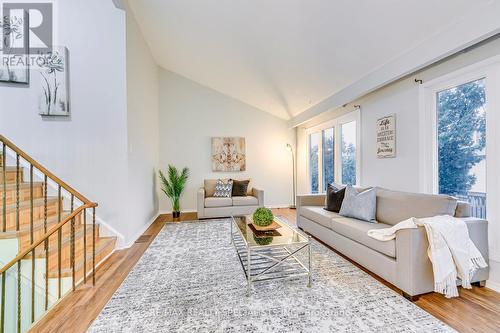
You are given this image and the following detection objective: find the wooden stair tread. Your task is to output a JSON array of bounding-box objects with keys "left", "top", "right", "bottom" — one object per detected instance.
[
  {"left": 0, "top": 196, "right": 60, "bottom": 213},
  {"left": 26, "top": 224, "right": 98, "bottom": 259},
  {"left": 0, "top": 181, "right": 44, "bottom": 191},
  {"left": 0, "top": 166, "right": 22, "bottom": 172},
  {"left": 46, "top": 237, "right": 116, "bottom": 278},
  {"left": 15, "top": 212, "right": 77, "bottom": 235}
]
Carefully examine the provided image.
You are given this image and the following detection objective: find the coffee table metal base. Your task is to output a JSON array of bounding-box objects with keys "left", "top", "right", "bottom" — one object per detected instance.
[{"left": 230, "top": 219, "right": 312, "bottom": 296}]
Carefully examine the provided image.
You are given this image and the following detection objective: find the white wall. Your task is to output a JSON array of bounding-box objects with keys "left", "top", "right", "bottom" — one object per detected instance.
[
  {"left": 158, "top": 69, "right": 296, "bottom": 212},
  {"left": 0, "top": 0, "right": 130, "bottom": 240},
  {"left": 0, "top": 0, "right": 162, "bottom": 247},
  {"left": 124, "top": 2, "right": 160, "bottom": 244},
  {"left": 296, "top": 37, "right": 500, "bottom": 290}
]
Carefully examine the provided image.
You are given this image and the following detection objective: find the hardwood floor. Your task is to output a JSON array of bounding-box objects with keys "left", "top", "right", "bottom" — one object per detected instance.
[{"left": 30, "top": 209, "right": 500, "bottom": 333}]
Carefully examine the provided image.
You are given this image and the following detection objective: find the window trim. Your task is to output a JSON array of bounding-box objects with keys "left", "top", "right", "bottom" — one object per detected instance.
[
  {"left": 419, "top": 56, "right": 500, "bottom": 195},
  {"left": 306, "top": 109, "right": 361, "bottom": 193}
]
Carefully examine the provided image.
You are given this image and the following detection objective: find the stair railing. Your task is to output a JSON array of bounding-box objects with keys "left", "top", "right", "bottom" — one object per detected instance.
[{"left": 0, "top": 135, "right": 98, "bottom": 332}]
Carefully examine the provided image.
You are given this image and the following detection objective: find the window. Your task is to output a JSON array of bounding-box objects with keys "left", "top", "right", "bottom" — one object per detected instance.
[
  {"left": 437, "top": 78, "right": 486, "bottom": 218},
  {"left": 307, "top": 110, "right": 360, "bottom": 192},
  {"left": 309, "top": 132, "right": 320, "bottom": 193},
  {"left": 341, "top": 121, "right": 357, "bottom": 185},
  {"left": 322, "top": 128, "right": 334, "bottom": 192},
  {"left": 421, "top": 58, "right": 500, "bottom": 220}
]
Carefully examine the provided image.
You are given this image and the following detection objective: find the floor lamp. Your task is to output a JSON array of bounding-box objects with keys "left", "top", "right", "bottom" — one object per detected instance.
[{"left": 286, "top": 143, "right": 296, "bottom": 209}]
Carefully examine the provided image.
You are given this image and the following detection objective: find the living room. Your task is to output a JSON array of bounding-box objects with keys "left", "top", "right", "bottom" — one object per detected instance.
[{"left": 0, "top": 0, "right": 499, "bottom": 332}]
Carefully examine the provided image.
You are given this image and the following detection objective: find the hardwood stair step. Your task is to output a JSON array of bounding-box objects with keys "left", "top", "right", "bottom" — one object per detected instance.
[
  {"left": 0, "top": 197, "right": 61, "bottom": 230},
  {"left": 46, "top": 237, "right": 116, "bottom": 279},
  {"left": 27, "top": 223, "right": 100, "bottom": 262},
  {"left": 17, "top": 218, "right": 91, "bottom": 252},
  {"left": 0, "top": 211, "right": 82, "bottom": 246},
  {"left": 0, "top": 182, "right": 45, "bottom": 205},
  {"left": 0, "top": 166, "right": 24, "bottom": 185}
]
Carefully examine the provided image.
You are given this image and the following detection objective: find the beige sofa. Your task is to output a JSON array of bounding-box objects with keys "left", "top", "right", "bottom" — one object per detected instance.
[
  {"left": 197, "top": 179, "right": 264, "bottom": 219},
  {"left": 297, "top": 188, "right": 489, "bottom": 299}
]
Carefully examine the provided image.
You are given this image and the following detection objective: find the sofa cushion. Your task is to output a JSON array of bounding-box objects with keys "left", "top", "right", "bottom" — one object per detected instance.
[
  {"left": 325, "top": 184, "right": 345, "bottom": 213},
  {"left": 330, "top": 217, "right": 396, "bottom": 258},
  {"left": 376, "top": 188, "right": 458, "bottom": 226},
  {"left": 339, "top": 186, "right": 377, "bottom": 222},
  {"left": 232, "top": 179, "right": 250, "bottom": 196},
  {"left": 213, "top": 179, "right": 233, "bottom": 198},
  {"left": 232, "top": 196, "right": 258, "bottom": 206},
  {"left": 204, "top": 179, "right": 220, "bottom": 197},
  {"left": 205, "top": 197, "right": 232, "bottom": 208},
  {"left": 300, "top": 206, "right": 340, "bottom": 230}
]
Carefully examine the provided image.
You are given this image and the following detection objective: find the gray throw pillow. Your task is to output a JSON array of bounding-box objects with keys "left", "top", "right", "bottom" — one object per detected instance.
[{"left": 339, "top": 185, "right": 377, "bottom": 222}]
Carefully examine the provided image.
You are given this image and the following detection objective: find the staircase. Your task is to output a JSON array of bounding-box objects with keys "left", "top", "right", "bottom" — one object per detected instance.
[{"left": 0, "top": 136, "right": 116, "bottom": 333}]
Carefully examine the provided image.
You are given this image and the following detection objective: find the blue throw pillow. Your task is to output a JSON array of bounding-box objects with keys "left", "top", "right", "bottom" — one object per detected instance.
[{"left": 339, "top": 185, "right": 377, "bottom": 222}]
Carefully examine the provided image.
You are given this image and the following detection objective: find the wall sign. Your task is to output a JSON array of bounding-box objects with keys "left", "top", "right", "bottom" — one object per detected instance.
[{"left": 377, "top": 115, "right": 396, "bottom": 158}]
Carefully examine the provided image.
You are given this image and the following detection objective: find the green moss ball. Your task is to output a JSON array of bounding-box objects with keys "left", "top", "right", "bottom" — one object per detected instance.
[{"left": 252, "top": 207, "right": 274, "bottom": 227}]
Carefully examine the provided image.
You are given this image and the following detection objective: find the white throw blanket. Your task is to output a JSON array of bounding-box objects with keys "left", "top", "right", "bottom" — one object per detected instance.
[{"left": 368, "top": 215, "right": 488, "bottom": 298}]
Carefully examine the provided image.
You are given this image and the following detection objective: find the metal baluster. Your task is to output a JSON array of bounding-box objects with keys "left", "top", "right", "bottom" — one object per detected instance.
[
  {"left": 57, "top": 185, "right": 62, "bottom": 298},
  {"left": 92, "top": 207, "right": 96, "bottom": 286},
  {"left": 30, "top": 165, "right": 33, "bottom": 244},
  {"left": 30, "top": 165, "right": 35, "bottom": 323},
  {"left": 44, "top": 176, "right": 49, "bottom": 311},
  {"left": 17, "top": 261, "right": 21, "bottom": 333},
  {"left": 70, "top": 195, "right": 75, "bottom": 291},
  {"left": 31, "top": 249, "right": 35, "bottom": 323},
  {"left": 16, "top": 154, "right": 19, "bottom": 231},
  {"left": 57, "top": 185, "right": 61, "bottom": 223},
  {"left": 1, "top": 272, "right": 5, "bottom": 333},
  {"left": 2, "top": 143, "right": 6, "bottom": 232},
  {"left": 83, "top": 208, "right": 87, "bottom": 283},
  {"left": 57, "top": 233, "right": 61, "bottom": 302}
]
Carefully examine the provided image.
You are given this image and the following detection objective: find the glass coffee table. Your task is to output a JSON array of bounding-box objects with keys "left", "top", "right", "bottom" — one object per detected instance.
[{"left": 230, "top": 215, "right": 312, "bottom": 296}]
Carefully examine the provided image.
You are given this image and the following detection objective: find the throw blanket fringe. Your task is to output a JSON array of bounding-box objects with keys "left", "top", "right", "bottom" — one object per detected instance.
[
  {"left": 435, "top": 272, "right": 459, "bottom": 298},
  {"left": 367, "top": 215, "right": 488, "bottom": 298}
]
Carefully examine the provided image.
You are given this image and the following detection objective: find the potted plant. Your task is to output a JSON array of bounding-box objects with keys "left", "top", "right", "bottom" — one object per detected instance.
[{"left": 159, "top": 165, "right": 189, "bottom": 219}]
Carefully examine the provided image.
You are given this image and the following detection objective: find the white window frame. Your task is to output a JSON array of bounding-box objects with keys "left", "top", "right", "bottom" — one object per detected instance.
[
  {"left": 419, "top": 55, "right": 500, "bottom": 263},
  {"left": 306, "top": 109, "right": 361, "bottom": 192}
]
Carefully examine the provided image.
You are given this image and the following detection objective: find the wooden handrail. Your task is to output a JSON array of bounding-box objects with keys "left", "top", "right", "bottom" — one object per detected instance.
[
  {"left": 0, "top": 134, "right": 92, "bottom": 204},
  {"left": 0, "top": 202, "right": 97, "bottom": 275}
]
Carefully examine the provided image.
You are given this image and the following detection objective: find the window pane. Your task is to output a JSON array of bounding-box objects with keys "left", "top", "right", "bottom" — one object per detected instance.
[
  {"left": 437, "top": 78, "right": 486, "bottom": 218},
  {"left": 322, "top": 128, "right": 334, "bottom": 191},
  {"left": 309, "top": 132, "right": 320, "bottom": 193},
  {"left": 341, "top": 121, "right": 357, "bottom": 185}
]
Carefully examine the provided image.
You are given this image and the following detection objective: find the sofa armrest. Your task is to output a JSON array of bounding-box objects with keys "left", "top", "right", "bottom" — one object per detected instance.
[
  {"left": 462, "top": 218, "right": 489, "bottom": 263},
  {"left": 296, "top": 194, "right": 325, "bottom": 209},
  {"left": 395, "top": 217, "right": 490, "bottom": 296},
  {"left": 395, "top": 227, "right": 434, "bottom": 296},
  {"left": 252, "top": 188, "right": 264, "bottom": 207},
  {"left": 197, "top": 188, "right": 205, "bottom": 218}
]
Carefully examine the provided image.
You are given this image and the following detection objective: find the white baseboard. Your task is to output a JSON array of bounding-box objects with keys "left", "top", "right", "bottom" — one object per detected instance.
[
  {"left": 486, "top": 280, "right": 500, "bottom": 292},
  {"left": 267, "top": 204, "right": 294, "bottom": 209},
  {"left": 120, "top": 212, "right": 161, "bottom": 249},
  {"left": 157, "top": 209, "right": 197, "bottom": 215}
]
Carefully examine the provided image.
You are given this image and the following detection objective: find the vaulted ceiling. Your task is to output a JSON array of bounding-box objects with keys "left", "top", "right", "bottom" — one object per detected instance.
[{"left": 128, "top": 0, "right": 499, "bottom": 121}]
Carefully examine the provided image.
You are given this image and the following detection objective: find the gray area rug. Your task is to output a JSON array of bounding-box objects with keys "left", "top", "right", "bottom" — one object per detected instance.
[{"left": 89, "top": 219, "right": 454, "bottom": 333}]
